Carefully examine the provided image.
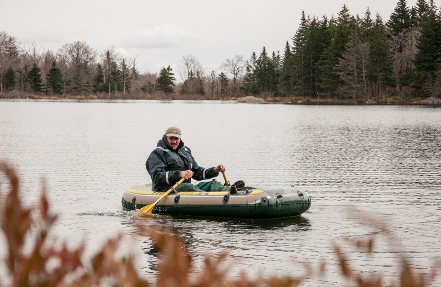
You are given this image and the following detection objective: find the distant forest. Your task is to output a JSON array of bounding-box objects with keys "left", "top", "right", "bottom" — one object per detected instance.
[{"left": 1, "top": 0, "right": 441, "bottom": 102}]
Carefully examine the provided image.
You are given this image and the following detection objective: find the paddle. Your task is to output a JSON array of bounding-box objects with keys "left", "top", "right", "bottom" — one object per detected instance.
[
  {"left": 132, "top": 171, "right": 192, "bottom": 217},
  {"left": 219, "top": 165, "right": 230, "bottom": 186}
]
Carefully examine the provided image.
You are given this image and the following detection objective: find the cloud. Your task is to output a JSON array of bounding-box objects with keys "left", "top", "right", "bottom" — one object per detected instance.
[{"left": 123, "top": 23, "right": 195, "bottom": 49}]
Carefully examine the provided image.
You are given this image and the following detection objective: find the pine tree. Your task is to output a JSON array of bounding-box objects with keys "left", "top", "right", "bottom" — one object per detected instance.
[
  {"left": 387, "top": 0, "right": 413, "bottom": 35},
  {"left": 413, "top": 0, "right": 431, "bottom": 24},
  {"left": 360, "top": 8, "right": 375, "bottom": 43},
  {"left": 335, "top": 20, "right": 369, "bottom": 100},
  {"left": 156, "top": 66, "right": 175, "bottom": 94},
  {"left": 254, "top": 47, "right": 277, "bottom": 95},
  {"left": 413, "top": 6, "right": 441, "bottom": 97},
  {"left": 46, "top": 61, "right": 63, "bottom": 94},
  {"left": 27, "top": 63, "right": 43, "bottom": 93},
  {"left": 193, "top": 71, "right": 205, "bottom": 95},
  {"left": 369, "top": 14, "right": 396, "bottom": 98},
  {"left": 291, "top": 11, "right": 310, "bottom": 97},
  {"left": 218, "top": 72, "right": 229, "bottom": 97},
  {"left": 3, "top": 67, "right": 16, "bottom": 91},
  {"left": 109, "top": 60, "right": 122, "bottom": 92},
  {"left": 120, "top": 59, "right": 132, "bottom": 93},
  {"left": 279, "top": 41, "right": 294, "bottom": 96},
  {"left": 317, "top": 5, "right": 354, "bottom": 97},
  {"left": 241, "top": 52, "right": 259, "bottom": 95},
  {"left": 94, "top": 64, "right": 105, "bottom": 93},
  {"left": 386, "top": 0, "right": 416, "bottom": 93},
  {"left": 301, "top": 16, "right": 332, "bottom": 97}
]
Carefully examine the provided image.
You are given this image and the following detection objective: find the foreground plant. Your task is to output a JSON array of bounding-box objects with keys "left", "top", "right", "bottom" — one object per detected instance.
[
  {"left": 0, "top": 161, "right": 439, "bottom": 287},
  {"left": 0, "top": 162, "right": 149, "bottom": 287},
  {"left": 331, "top": 207, "right": 441, "bottom": 287}
]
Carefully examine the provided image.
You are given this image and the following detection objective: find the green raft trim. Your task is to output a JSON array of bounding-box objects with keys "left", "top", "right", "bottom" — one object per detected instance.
[{"left": 122, "top": 194, "right": 311, "bottom": 219}]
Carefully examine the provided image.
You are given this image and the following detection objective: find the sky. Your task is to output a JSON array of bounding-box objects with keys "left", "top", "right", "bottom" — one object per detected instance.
[{"left": 0, "top": 0, "right": 428, "bottom": 79}]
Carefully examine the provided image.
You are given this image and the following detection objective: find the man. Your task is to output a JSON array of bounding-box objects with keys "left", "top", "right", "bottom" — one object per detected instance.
[{"left": 146, "top": 126, "right": 229, "bottom": 192}]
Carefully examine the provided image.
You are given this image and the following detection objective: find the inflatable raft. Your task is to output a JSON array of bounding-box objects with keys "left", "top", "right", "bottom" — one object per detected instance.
[{"left": 122, "top": 182, "right": 311, "bottom": 219}]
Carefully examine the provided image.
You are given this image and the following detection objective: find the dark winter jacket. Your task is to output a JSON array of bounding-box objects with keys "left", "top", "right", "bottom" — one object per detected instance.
[{"left": 146, "top": 135, "right": 219, "bottom": 191}]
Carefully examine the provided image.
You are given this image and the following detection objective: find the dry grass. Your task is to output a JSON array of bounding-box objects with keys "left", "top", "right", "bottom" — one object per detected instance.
[{"left": 0, "top": 161, "right": 440, "bottom": 286}]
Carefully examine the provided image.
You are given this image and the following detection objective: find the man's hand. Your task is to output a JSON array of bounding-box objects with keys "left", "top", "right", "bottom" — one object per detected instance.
[
  {"left": 179, "top": 170, "right": 193, "bottom": 180},
  {"left": 214, "top": 164, "right": 226, "bottom": 173}
]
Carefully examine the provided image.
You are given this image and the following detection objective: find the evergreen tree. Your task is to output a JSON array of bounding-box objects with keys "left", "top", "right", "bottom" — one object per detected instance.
[
  {"left": 209, "top": 70, "right": 217, "bottom": 97},
  {"left": 271, "top": 51, "right": 281, "bottom": 95},
  {"left": 27, "top": 63, "right": 43, "bottom": 93},
  {"left": 156, "top": 65, "right": 175, "bottom": 94},
  {"left": 300, "top": 16, "right": 332, "bottom": 97},
  {"left": 120, "top": 58, "right": 132, "bottom": 93},
  {"left": 317, "top": 5, "right": 354, "bottom": 97},
  {"left": 279, "top": 41, "right": 294, "bottom": 96},
  {"left": 46, "top": 61, "right": 63, "bottom": 94},
  {"left": 218, "top": 72, "right": 229, "bottom": 97},
  {"left": 17, "top": 65, "right": 30, "bottom": 93},
  {"left": 253, "top": 46, "right": 278, "bottom": 95},
  {"left": 368, "top": 14, "right": 396, "bottom": 98},
  {"left": 0, "top": 32, "right": 20, "bottom": 92},
  {"left": 386, "top": 0, "right": 418, "bottom": 94},
  {"left": 3, "top": 66, "right": 16, "bottom": 91},
  {"left": 291, "top": 11, "right": 310, "bottom": 97},
  {"left": 359, "top": 8, "right": 375, "bottom": 43},
  {"left": 387, "top": 0, "right": 413, "bottom": 35},
  {"left": 193, "top": 72, "right": 205, "bottom": 95},
  {"left": 413, "top": 6, "right": 441, "bottom": 97},
  {"left": 109, "top": 60, "right": 122, "bottom": 92},
  {"left": 335, "top": 20, "right": 369, "bottom": 100},
  {"left": 413, "top": 0, "right": 432, "bottom": 24},
  {"left": 94, "top": 64, "right": 105, "bottom": 93},
  {"left": 241, "top": 53, "right": 259, "bottom": 95}
]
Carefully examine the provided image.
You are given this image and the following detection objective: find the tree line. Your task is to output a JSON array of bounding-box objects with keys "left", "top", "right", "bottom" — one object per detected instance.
[{"left": 1, "top": 0, "right": 441, "bottom": 101}]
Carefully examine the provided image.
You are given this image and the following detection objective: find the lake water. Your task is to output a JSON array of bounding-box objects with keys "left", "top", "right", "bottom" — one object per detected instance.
[{"left": 1, "top": 100, "right": 440, "bottom": 286}]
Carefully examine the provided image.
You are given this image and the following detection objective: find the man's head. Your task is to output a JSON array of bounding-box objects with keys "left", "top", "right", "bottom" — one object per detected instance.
[{"left": 165, "top": 126, "right": 181, "bottom": 150}]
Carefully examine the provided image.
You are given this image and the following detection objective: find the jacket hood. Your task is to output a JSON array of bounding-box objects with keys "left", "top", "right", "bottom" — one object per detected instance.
[{"left": 158, "top": 134, "right": 184, "bottom": 150}]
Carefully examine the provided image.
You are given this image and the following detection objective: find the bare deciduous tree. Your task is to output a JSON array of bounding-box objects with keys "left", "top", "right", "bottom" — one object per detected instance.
[
  {"left": 99, "top": 47, "right": 120, "bottom": 85},
  {"left": 179, "top": 55, "right": 204, "bottom": 82},
  {"left": 0, "top": 32, "right": 20, "bottom": 92},
  {"left": 179, "top": 55, "right": 206, "bottom": 95},
  {"left": 387, "top": 28, "right": 419, "bottom": 91},
  {"left": 59, "top": 41, "right": 97, "bottom": 94},
  {"left": 120, "top": 56, "right": 138, "bottom": 93},
  {"left": 336, "top": 42, "right": 370, "bottom": 100},
  {"left": 221, "top": 55, "right": 244, "bottom": 95},
  {"left": 40, "top": 50, "right": 57, "bottom": 89}
]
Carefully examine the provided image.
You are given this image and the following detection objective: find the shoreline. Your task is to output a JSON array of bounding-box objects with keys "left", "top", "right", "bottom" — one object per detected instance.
[{"left": 1, "top": 93, "right": 441, "bottom": 106}]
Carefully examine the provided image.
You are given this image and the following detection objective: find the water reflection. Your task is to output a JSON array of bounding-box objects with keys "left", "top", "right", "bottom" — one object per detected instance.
[{"left": 168, "top": 214, "right": 311, "bottom": 231}]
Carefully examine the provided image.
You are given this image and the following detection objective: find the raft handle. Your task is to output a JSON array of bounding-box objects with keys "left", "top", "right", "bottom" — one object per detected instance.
[
  {"left": 223, "top": 194, "right": 230, "bottom": 204},
  {"left": 276, "top": 193, "right": 283, "bottom": 201},
  {"left": 297, "top": 191, "right": 304, "bottom": 199},
  {"left": 261, "top": 197, "right": 267, "bottom": 204},
  {"left": 131, "top": 197, "right": 136, "bottom": 210},
  {"left": 174, "top": 194, "right": 181, "bottom": 204}
]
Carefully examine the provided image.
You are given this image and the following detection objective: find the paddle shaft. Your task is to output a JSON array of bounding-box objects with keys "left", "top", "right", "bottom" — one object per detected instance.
[
  {"left": 219, "top": 165, "right": 229, "bottom": 186},
  {"left": 133, "top": 170, "right": 192, "bottom": 217},
  {"left": 153, "top": 176, "right": 187, "bottom": 205}
]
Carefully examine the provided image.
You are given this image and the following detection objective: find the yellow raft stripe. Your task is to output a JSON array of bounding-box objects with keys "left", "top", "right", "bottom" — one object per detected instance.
[
  {"left": 126, "top": 188, "right": 265, "bottom": 196},
  {"left": 250, "top": 190, "right": 264, "bottom": 195},
  {"left": 126, "top": 189, "right": 155, "bottom": 195}
]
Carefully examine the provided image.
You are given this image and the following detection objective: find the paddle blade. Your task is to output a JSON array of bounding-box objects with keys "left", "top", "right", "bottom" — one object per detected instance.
[{"left": 133, "top": 203, "right": 155, "bottom": 217}]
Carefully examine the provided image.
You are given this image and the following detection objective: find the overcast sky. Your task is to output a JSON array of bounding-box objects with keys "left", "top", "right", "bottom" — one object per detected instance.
[{"left": 0, "top": 0, "right": 429, "bottom": 78}]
